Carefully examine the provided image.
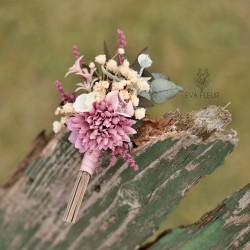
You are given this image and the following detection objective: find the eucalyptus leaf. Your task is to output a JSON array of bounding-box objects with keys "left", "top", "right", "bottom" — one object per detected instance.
[
  {"left": 130, "top": 47, "right": 148, "bottom": 72},
  {"left": 138, "top": 95, "right": 155, "bottom": 108},
  {"left": 150, "top": 79, "right": 183, "bottom": 104},
  {"left": 139, "top": 91, "right": 151, "bottom": 100},
  {"left": 130, "top": 48, "right": 154, "bottom": 79},
  {"left": 152, "top": 72, "right": 171, "bottom": 81}
]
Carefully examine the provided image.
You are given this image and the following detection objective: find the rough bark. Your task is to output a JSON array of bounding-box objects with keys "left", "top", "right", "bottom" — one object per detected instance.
[{"left": 0, "top": 106, "right": 239, "bottom": 250}]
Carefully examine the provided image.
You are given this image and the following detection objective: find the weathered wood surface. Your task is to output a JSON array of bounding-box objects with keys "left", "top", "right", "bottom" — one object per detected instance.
[
  {"left": 144, "top": 183, "right": 250, "bottom": 250},
  {"left": 0, "top": 106, "right": 238, "bottom": 250}
]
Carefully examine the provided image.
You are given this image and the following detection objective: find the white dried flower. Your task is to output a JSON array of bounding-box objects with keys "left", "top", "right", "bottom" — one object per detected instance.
[
  {"left": 53, "top": 121, "right": 63, "bottom": 133},
  {"left": 106, "top": 59, "right": 118, "bottom": 73},
  {"left": 89, "top": 62, "right": 95, "bottom": 69},
  {"left": 60, "top": 116, "right": 68, "bottom": 124},
  {"left": 127, "top": 69, "right": 138, "bottom": 80},
  {"left": 112, "top": 80, "right": 126, "bottom": 91},
  {"left": 136, "top": 79, "right": 150, "bottom": 92},
  {"left": 95, "top": 54, "right": 106, "bottom": 65},
  {"left": 55, "top": 107, "right": 61, "bottom": 115},
  {"left": 118, "top": 65, "right": 130, "bottom": 78},
  {"left": 118, "top": 48, "right": 125, "bottom": 54},
  {"left": 120, "top": 89, "right": 130, "bottom": 100},
  {"left": 138, "top": 54, "right": 152, "bottom": 68},
  {"left": 130, "top": 93, "right": 139, "bottom": 107},
  {"left": 122, "top": 59, "right": 130, "bottom": 67},
  {"left": 93, "top": 91, "right": 105, "bottom": 102},
  {"left": 62, "top": 103, "right": 75, "bottom": 114},
  {"left": 130, "top": 77, "right": 138, "bottom": 84},
  {"left": 93, "top": 81, "right": 110, "bottom": 92},
  {"left": 135, "top": 108, "right": 146, "bottom": 120}
]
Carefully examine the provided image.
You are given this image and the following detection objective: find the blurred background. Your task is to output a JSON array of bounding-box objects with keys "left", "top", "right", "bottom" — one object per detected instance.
[{"left": 0, "top": 0, "right": 249, "bottom": 230}]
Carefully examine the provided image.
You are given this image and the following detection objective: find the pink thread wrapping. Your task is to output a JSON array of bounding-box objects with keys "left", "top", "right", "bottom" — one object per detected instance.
[{"left": 80, "top": 150, "right": 102, "bottom": 176}]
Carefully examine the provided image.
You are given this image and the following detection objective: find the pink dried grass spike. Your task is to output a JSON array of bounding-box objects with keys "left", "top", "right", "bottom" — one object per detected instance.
[
  {"left": 72, "top": 44, "right": 84, "bottom": 65},
  {"left": 117, "top": 29, "right": 127, "bottom": 64},
  {"left": 54, "top": 80, "right": 76, "bottom": 103}
]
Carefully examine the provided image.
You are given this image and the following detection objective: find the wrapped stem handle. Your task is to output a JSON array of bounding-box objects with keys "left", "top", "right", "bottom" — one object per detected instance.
[{"left": 63, "top": 150, "right": 102, "bottom": 223}]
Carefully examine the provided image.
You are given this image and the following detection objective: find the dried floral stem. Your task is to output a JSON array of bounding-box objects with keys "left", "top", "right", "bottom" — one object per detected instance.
[{"left": 63, "top": 171, "right": 90, "bottom": 223}]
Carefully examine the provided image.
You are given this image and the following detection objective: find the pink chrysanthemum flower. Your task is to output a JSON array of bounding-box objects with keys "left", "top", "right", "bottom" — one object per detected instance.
[{"left": 67, "top": 100, "right": 138, "bottom": 169}]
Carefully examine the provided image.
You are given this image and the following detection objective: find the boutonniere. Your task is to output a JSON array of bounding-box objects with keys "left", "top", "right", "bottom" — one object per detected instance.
[{"left": 52, "top": 29, "right": 182, "bottom": 223}]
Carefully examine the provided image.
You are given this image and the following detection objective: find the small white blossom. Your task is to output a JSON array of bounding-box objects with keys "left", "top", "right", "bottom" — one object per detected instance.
[
  {"left": 136, "top": 79, "right": 150, "bottom": 92},
  {"left": 130, "top": 77, "right": 137, "bottom": 84},
  {"left": 130, "top": 93, "right": 139, "bottom": 107},
  {"left": 93, "top": 81, "right": 109, "bottom": 92},
  {"left": 53, "top": 121, "right": 63, "bottom": 133},
  {"left": 118, "top": 65, "right": 130, "bottom": 78},
  {"left": 60, "top": 116, "right": 68, "bottom": 124},
  {"left": 62, "top": 103, "right": 75, "bottom": 114},
  {"left": 55, "top": 107, "right": 61, "bottom": 115},
  {"left": 120, "top": 89, "right": 130, "bottom": 100},
  {"left": 122, "top": 59, "right": 130, "bottom": 67},
  {"left": 95, "top": 54, "right": 106, "bottom": 65},
  {"left": 127, "top": 69, "right": 138, "bottom": 80},
  {"left": 89, "top": 62, "right": 95, "bottom": 69},
  {"left": 106, "top": 59, "right": 118, "bottom": 73},
  {"left": 94, "top": 91, "right": 106, "bottom": 102},
  {"left": 135, "top": 108, "right": 146, "bottom": 120},
  {"left": 112, "top": 80, "right": 127, "bottom": 91},
  {"left": 118, "top": 48, "right": 125, "bottom": 54},
  {"left": 122, "top": 59, "right": 129, "bottom": 67},
  {"left": 138, "top": 54, "right": 152, "bottom": 68}
]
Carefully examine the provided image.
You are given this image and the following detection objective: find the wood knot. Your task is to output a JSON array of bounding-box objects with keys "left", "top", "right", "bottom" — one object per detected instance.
[{"left": 117, "top": 183, "right": 143, "bottom": 209}]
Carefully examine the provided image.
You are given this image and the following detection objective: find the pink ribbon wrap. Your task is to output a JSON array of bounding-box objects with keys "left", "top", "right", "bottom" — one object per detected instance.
[{"left": 80, "top": 150, "right": 102, "bottom": 176}]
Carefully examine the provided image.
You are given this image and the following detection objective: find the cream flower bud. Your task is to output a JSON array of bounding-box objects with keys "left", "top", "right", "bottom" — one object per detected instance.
[
  {"left": 89, "top": 62, "right": 95, "bottom": 68},
  {"left": 136, "top": 79, "right": 150, "bottom": 92},
  {"left": 94, "top": 91, "right": 105, "bottom": 102},
  {"left": 60, "top": 116, "right": 68, "bottom": 124},
  {"left": 118, "top": 48, "right": 125, "bottom": 54},
  {"left": 55, "top": 107, "right": 61, "bottom": 115},
  {"left": 122, "top": 59, "right": 130, "bottom": 67},
  {"left": 62, "top": 103, "right": 75, "bottom": 113},
  {"left": 118, "top": 65, "right": 130, "bottom": 78},
  {"left": 121, "top": 89, "right": 130, "bottom": 100},
  {"left": 112, "top": 80, "right": 126, "bottom": 91},
  {"left": 128, "top": 69, "right": 138, "bottom": 80},
  {"left": 135, "top": 108, "right": 146, "bottom": 120},
  {"left": 93, "top": 81, "right": 110, "bottom": 92},
  {"left": 106, "top": 59, "right": 118, "bottom": 72},
  {"left": 53, "top": 121, "right": 63, "bottom": 133},
  {"left": 95, "top": 54, "right": 106, "bottom": 65},
  {"left": 130, "top": 93, "right": 139, "bottom": 107}
]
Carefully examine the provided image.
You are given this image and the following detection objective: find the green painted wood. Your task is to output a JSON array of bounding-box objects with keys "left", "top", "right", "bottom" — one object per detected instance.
[
  {"left": 146, "top": 184, "right": 250, "bottom": 250},
  {"left": 0, "top": 106, "right": 238, "bottom": 250}
]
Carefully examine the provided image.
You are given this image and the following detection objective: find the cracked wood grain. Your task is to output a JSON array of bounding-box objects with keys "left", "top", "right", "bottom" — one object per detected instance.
[
  {"left": 143, "top": 184, "right": 250, "bottom": 250},
  {"left": 0, "top": 106, "right": 238, "bottom": 250}
]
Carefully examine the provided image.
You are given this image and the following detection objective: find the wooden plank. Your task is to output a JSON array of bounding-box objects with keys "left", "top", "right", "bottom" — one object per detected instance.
[
  {"left": 145, "top": 184, "right": 250, "bottom": 250},
  {"left": 0, "top": 106, "right": 238, "bottom": 250}
]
